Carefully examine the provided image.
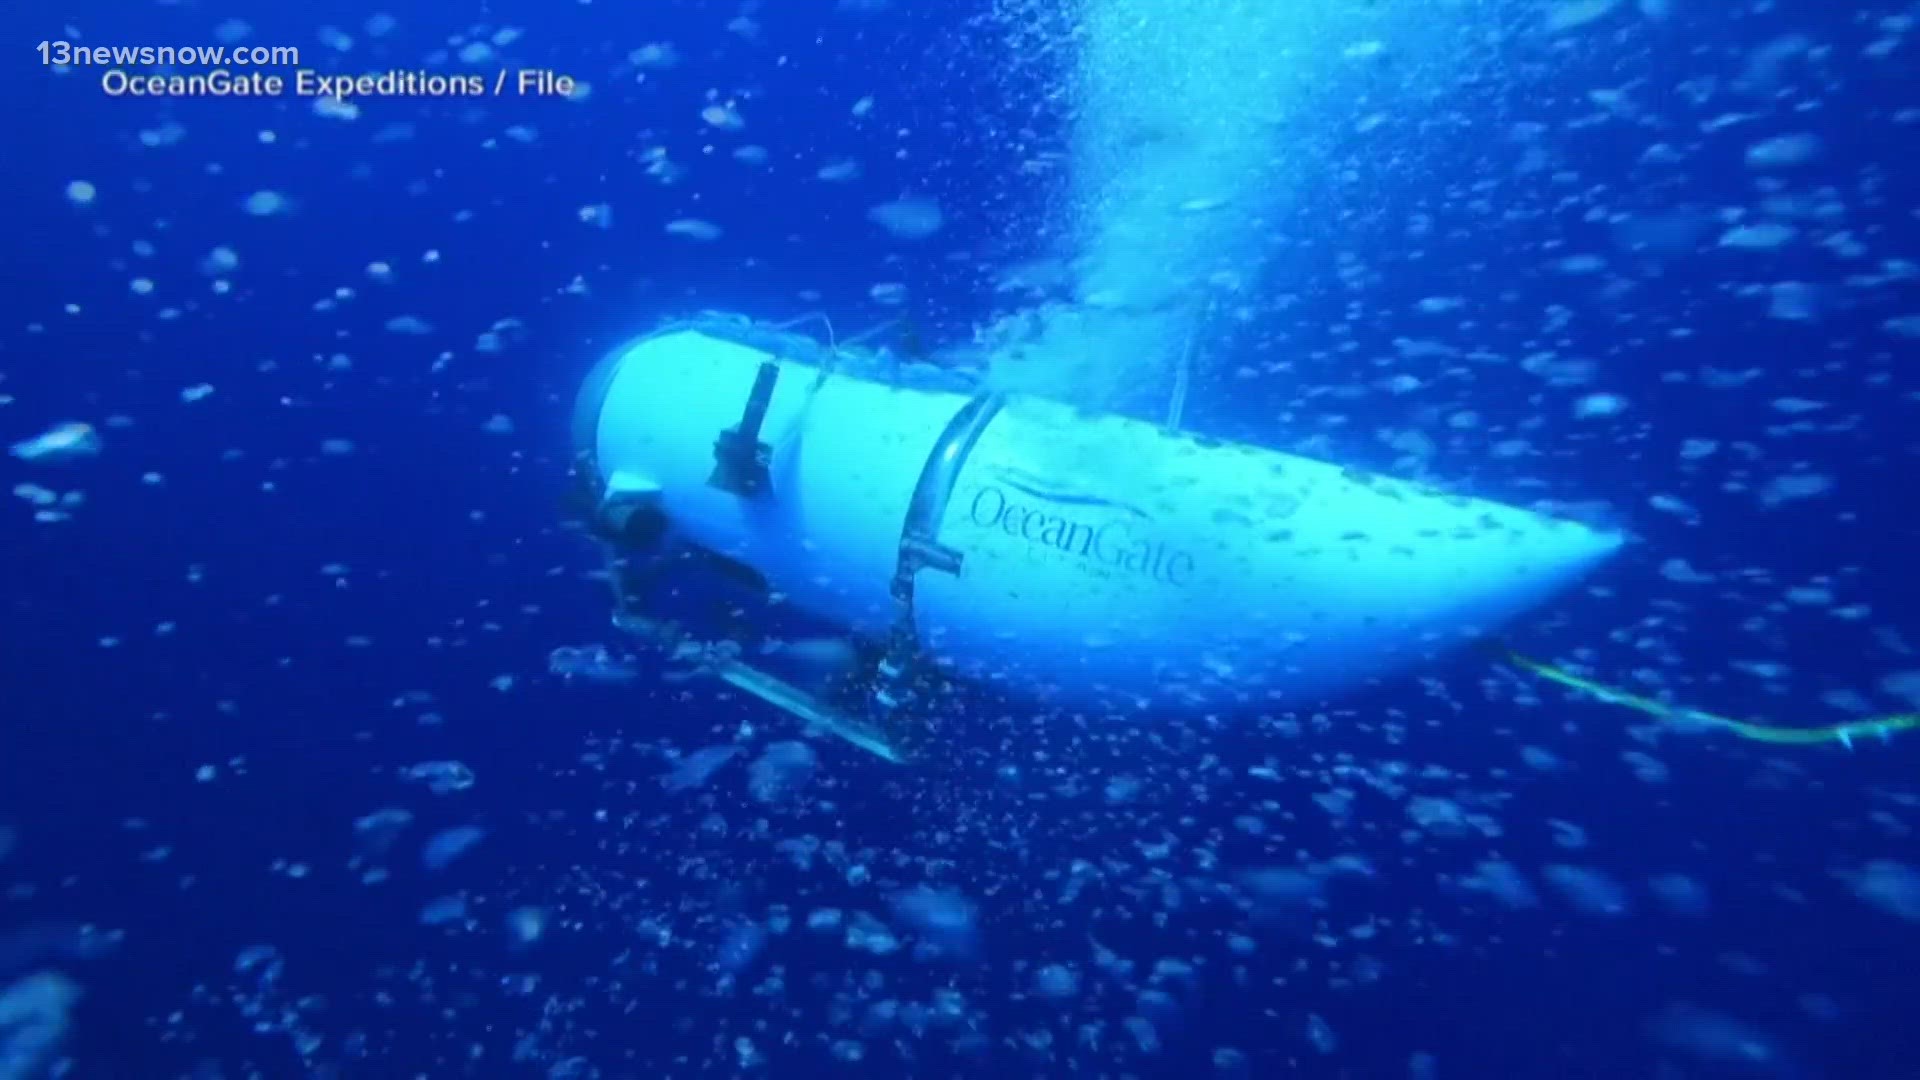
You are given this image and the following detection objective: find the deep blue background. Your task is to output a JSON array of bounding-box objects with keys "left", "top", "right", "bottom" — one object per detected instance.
[{"left": 4, "top": 1, "right": 1917, "bottom": 1077}]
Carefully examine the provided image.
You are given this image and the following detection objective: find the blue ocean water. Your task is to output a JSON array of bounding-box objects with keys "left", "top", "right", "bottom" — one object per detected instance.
[{"left": 4, "top": 1, "right": 1919, "bottom": 1077}]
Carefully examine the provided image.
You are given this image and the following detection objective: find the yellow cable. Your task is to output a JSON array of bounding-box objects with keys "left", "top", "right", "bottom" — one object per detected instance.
[{"left": 1495, "top": 645, "right": 1920, "bottom": 749}]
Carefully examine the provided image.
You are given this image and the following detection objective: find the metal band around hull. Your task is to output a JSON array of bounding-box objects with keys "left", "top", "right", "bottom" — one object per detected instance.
[
  {"left": 858, "top": 390, "right": 1005, "bottom": 753},
  {"left": 891, "top": 392, "right": 1005, "bottom": 604}
]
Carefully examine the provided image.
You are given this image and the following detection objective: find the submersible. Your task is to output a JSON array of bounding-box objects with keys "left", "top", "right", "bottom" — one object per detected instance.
[
  {"left": 566, "top": 2, "right": 1620, "bottom": 759},
  {"left": 569, "top": 315, "right": 1622, "bottom": 760}
]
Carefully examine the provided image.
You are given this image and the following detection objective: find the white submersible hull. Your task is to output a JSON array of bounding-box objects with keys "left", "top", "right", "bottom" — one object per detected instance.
[{"left": 571, "top": 316, "right": 1622, "bottom": 756}]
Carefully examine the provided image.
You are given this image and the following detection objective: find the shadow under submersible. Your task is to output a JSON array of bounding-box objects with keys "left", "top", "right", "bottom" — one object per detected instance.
[{"left": 568, "top": 314, "right": 1623, "bottom": 762}]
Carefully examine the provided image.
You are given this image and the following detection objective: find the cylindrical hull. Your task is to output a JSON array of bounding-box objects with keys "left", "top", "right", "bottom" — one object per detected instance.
[{"left": 581, "top": 324, "right": 1622, "bottom": 711}]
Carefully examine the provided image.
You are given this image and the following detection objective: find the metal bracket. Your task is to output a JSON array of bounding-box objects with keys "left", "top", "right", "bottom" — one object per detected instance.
[{"left": 709, "top": 360, "right": 781, "bottom": 498}]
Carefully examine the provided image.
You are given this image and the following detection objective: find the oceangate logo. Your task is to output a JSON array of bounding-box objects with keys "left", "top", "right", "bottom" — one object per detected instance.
[
  {"left": 964, "top": 466, "right": 1195, "bottom": 587},
  {"left": 985, "top": 465, "right": 1155, "bottom": 520}
]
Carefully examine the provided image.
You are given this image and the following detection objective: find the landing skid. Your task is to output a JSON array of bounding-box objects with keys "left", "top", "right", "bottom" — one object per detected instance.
[
  {"left": 708, "top": 657, "right": 906, "bottom": 763},
  {"left": 613, "top": 611, "right": 907, "bottom": 763}
]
